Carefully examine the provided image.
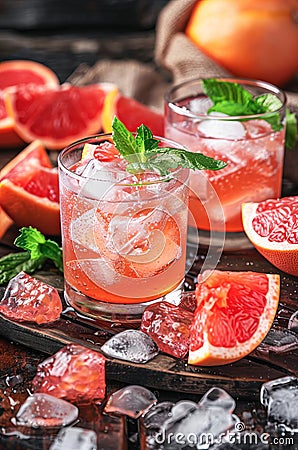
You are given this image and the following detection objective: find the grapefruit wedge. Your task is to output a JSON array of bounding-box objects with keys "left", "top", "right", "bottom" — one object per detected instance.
[
  {"left": 5, "top": 82, "right": 116, "bottom": 150},
  {"left": 102, "top": 87, "right": 164, "bottom": 136},
  {"left": 242, "top": 197, "right": 298, "bottom": 277},
  {"left": 188, "top": 270, "right": 280, "bottom": 366},
  {"left": 0, "top": 59, "right": 59, "bottom": 148},
  {"left": 0, "top": 141, "right": 60, "bottom": 235}
]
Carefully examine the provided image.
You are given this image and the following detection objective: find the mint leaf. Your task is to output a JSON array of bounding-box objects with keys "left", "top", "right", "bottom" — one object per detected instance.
[
  {"left": 208, "top": 100, "right": 259, "bottom": 116},
  {"left": 112, "top": 117, "right": 227, "bottom": 176},
  {"left": 285, "top": 108, "right": 297, "bottom": 150},
  {"left": 0, "top": 252, "right": 46, "bottom": 284},
  {"left": 112, "top": 116, "right": 138, "bottom": 158},
  {"left": 144, "top": 148, "right": 227, "bottom": 176},
  {"left": 202, "top": 78, "right": 296, "bottom": 149},
  {"left": 14, "top": 226, "right": 63, "bottom": 272},
  {"left": 202, "top": 79, "right": 253, "bottom": 105},
  {"left": 254, "top": 93, "right": 283, "bottom": 112}
]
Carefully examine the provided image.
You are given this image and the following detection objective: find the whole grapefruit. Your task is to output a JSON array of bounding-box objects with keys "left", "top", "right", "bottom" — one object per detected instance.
[{"left": 186, "top": 0, "right": 298, "bottom": 86}]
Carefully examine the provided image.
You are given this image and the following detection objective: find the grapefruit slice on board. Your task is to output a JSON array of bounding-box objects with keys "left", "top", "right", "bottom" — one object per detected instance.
[
  {"left": 5, "top": 82, "right": 116, "bottom": 150},
  {"left": 102, "top": 87, "right": 164, "bottom": 137},
  {"left": 188, "top": 270, "right": 280, "bottom": 366},
  {"left": 0, "top": 141, "right": 60, "bottom": 235},
  {"left": 242, "top": 197, "right": 298, "bottom": 276},
  {"left": 0, "top": 60, "right": 59, "bottom": 148}
]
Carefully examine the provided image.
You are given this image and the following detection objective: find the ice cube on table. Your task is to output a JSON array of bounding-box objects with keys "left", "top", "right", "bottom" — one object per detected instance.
[
  {"left": 141, "top": 301, "right": 194, "bottom": 359},
  {"left": 142, "top": 402, "right": 174, "bottom": 431},
  {"left": 32, "top": 344, "right": 106, "bottom": 404},
  {"left": 155, "top": 388, "right": 238, "bottom": 449},
  {"left": 260, "top": 376, "right": 298, "bottom": 432},
  {"left": 0, "top": 271, "right": 62, "bottom": 324},
  {"left": 101, "top": 329, "right": 159, "bottom": 363},
  {"left": 50, "top": 427, "right": 97, "bottom": 450},
  {"left": 104, "top": 385, "right": 157, "bottom": 419},
  {"left": 14, "top": 393, "right": 78, "bottom": 428},
  {"left": 199, "top": 387, "right": 235, "bottom": 413},
  {"left": 162, "top": 405, "right": 238, "bottom": 450},
  {"left": 197, "top": 114, "right": 246, "bottom": 140}
]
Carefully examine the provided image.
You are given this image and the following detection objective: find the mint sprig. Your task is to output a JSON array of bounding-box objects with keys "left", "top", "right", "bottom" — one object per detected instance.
[
  {"left": 14, "top": 226, "right": 63, "bottom": 272},
  {"left": 0, "top": 227, "right": 63, "bottom": 285},
  {"left": 202, "top": 79, "right": 297, "bottom": 150},
  {"left": 112, "top": 116, "right": 227, "bottom": 176}
]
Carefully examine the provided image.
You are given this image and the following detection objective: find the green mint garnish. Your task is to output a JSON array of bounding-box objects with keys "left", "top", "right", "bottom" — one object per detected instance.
[
  {"left": 112, "top": 116, "right": 227, "bottom": 176},
  {"left": 0, "top": 251, "right": 46, "bottom": 284},
  {"left": 0, "top": 227, "right": 63, "bottom": 284},
  {"left": 14, "top": 226, "right": 63, "bottom": 272},
  {"left": 202, "top": 78, "right": 297, "bottom": 150}
]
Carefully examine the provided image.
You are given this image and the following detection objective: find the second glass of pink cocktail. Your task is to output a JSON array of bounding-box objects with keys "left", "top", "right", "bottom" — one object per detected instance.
[{"left": 165, "top": 78, "right": 287, "bottom": 249}]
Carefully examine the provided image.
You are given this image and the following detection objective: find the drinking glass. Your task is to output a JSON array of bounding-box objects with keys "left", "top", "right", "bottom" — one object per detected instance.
[
  {"left": 165, "top": 78, "right": 287, "bottom": 250},
  {"left": 58, "top": 134, "right": 190, "bottom": 322}
]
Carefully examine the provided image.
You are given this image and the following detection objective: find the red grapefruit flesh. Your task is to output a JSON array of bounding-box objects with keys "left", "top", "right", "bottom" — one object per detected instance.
[
  {"left": 0, "top": 60, "right": 59, "bottom": 89},
  {"left": 0, "top": 141, "right": 60, "bottom": 235},
  {"left": 102, "top": 88, "right": 164, "bottom": 136},
  {"left": 0, "top": 140, "right": 52, "bottom": 183},
  {"left": 188, "top": 270, "right": 280, "bottom": 366},
  {"left": 242, "top": 196, "right": 298, "bottom": 276},
  {"left": 5, "top": 82, "right": 116, "bottom": 150},
  {"left": 0, "top": 60, "right": 59, "bottom": 148}
]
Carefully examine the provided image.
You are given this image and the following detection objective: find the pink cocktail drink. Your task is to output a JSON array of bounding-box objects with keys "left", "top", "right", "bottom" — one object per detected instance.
[
  {"left": 58, "top": 135, "right": 189, "bottom": 322},
  {"left": 165, "top": 79, "right": 287, "bottom": 246}
]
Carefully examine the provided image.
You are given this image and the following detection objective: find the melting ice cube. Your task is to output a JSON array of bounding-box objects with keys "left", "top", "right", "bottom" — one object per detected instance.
[
  {"left": 141, "top": 301, "right": 193, "bottom": 359},
  {"left": 101, "top": 329, "right": 159, "bottom": 363},
  {"left": 260, "top": 376, "right": 298, "bottom": 432},
  {"left": 50, "top": 427, "right": 97, "bottom": 450},
  {"left": 32, "top": 344, "right": 106, "bottom": 404},
  {"left": 14, "top": 393, "right": 78, "bottom": 428},
  {"left": 143, "top": 401, "right": 174, "bottom": 431},
  {"left": 197, "top": 114, "right": 246, "bottom": 140},
  {"left": 199, "top": 387, "right": 235, "bottom": 413},
  {"left": 104, "top": 385, "right": 157, "bottom": 419},
  {"left": 189, "top": 97, "right": 213, "bottom": 114},
  {"left": 78, "top": 159, "right": 114, "bottom": 201},
  {"left": 158, "top": 388, "right": 238, "bottom": 449}
]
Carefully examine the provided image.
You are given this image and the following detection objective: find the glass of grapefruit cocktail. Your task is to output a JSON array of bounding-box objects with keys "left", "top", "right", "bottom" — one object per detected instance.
[
  {"left": 58, "top": 134, "right": 190, "bottom": 322},
  {"left": 165, "top": 78, "right": 287, "bottom": 249}
]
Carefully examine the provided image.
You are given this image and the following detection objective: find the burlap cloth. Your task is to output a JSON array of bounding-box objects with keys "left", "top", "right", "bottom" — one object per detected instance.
[{"left": 69, "top": 0, "right": 298, "bottom": 184}]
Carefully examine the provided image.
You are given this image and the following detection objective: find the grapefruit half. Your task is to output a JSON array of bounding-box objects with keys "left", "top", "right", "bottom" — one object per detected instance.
[
  {"left": 0, "top": 60, "right": 59, "bottom": 148},
  {"left": 102, "top": 87, "right": 164, "bottom": 136},
  {"left": 188, "top": 270, "right": 280, "bottom": 366},
  {"left": 242, "top": 197, "right": 298, "bottom": 277},
  {"left": 5, "top": 82, "right": 116, "bottom": 150},
  {"left": 0, "top": 141, "right": 60, "bottom": 235}
]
